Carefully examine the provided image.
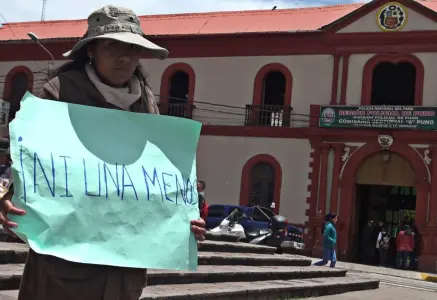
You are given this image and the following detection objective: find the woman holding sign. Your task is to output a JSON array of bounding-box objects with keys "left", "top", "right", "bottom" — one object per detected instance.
[{"left": 0, "top": 5, "right": 205, "bottom": 300}]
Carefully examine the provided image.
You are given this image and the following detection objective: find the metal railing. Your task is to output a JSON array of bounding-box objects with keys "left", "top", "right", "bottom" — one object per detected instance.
[
  {"left": 158, "top": 103, "right": 194, "bottom": 119},
  {"left": 245, "top": 104, "right": 292, "bottom": 127}
]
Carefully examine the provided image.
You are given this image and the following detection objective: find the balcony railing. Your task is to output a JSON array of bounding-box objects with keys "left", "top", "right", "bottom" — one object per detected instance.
[
  {"left": 158, "top": 103, "right": 194, "bottom": 119},
  {"left": 245, "top": 105, "right": 292, "bottom": 127}
]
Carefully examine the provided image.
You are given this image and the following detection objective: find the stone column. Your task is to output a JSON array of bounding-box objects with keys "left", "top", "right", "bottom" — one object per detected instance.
[
  {"left": 428, "top": 147, "right": 437, "bottom": 225},
  {"left": 318, "top": 144, "right": 330, "bottom": 216},
  {"left": 330, "top": 144, "right": 343, "bottom": 214}
]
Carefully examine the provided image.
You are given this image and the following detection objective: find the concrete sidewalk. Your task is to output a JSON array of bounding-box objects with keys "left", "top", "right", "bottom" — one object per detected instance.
[{"left": 309, "top": 257, "right": 437, "bottom": 282}]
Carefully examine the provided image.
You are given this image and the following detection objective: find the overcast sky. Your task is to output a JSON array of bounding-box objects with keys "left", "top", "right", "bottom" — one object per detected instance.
[{"left": 2, "top": 0, "right": 363, "bottom": 23}]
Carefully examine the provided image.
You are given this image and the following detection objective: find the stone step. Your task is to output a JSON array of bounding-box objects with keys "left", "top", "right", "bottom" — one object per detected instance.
[
  {"left": 141, "top": 276, "right": 379, "bottom": 299},
  {"left": 0, "top": 276, "right": 379, "bottom": 300},
  {"left": 147, "top": 265, "right": 347, "bottom": 286},
  {"left": 0, "top": 264, "right": 347, "bottom": 290},
  {"left": 0, "top": 242, "right": 288, "bottom": 266},
  {"left": 199, "top": 252, "right": 311, "bottom": 266},
  {"left": 0, "top": 240, "right": 276, "bottom": 264},
  {"left": 204, "top": 232, "right": 239, "bottom": 242},
  {"left": 199, "top": 240, "right": 276, "bottom": 255},
  {"left": 0, "top": 229, "right": 23, "bottom": 245},
  {"left": 0, "top": 244, "right": 27, "bottom": 265}
]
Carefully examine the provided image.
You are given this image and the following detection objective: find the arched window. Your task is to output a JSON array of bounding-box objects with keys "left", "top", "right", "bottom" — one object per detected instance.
[
  {"left": 262, "top": 71, "right": 286, "bottom": 106},
  {"left": 159, "top": 63, "right": 195, "bottom": 119},
  {"left": 371, "top": 62, "right": 416, "bottom": 106},
  {"left": 361, "top": 54, "right": 424, "bottom": 106},
  {"left": 250, "top": 63, "right": 292, "bottom": 127},
  {"left": 168, "top": 71, "right": 189, "bottom": 117},
  {"left": 258, "top": 71, "right": 286, "bottom": 126},
  {"left": 249, "top": 162, "right": 275, "bottom": 207},
  {"left": 5, "top": 71, "right": 29, "bottom": 120}
]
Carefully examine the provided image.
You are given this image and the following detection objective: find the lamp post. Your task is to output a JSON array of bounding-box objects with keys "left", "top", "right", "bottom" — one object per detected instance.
[{"left": 27, "top": 32, "right": 54, "bottom": 78}]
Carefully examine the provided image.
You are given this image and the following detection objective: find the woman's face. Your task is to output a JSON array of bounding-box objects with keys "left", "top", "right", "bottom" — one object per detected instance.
[{"left": 89, "top": 39, "right": 142, "bottom": 86}]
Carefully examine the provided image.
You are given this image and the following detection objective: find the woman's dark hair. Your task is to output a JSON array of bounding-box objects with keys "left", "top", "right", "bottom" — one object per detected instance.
[
  {"left": 49, "top": 43, "right": 154, "bottom": 110},
  {"left": 321, "top": 213, "right": 336, "bottom": 234},
  {"left": 50, "top": 43, "right": 90, "bottom": 79},
  {"left": 325, "top": 213, "right": 337, "bottom": 222}
]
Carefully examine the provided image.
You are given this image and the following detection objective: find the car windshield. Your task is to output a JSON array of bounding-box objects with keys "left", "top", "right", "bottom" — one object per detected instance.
[{"left": 260, "top": 207, "right": 276, "bottom": 218}]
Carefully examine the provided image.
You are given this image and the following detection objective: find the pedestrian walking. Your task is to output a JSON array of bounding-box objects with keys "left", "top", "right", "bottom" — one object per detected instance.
[{"left": 314, "top": 213, "right": 338, "bottom": 268}]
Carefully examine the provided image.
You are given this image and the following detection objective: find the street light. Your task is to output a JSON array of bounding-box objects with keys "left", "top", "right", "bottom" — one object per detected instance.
[{"left": 27, "top": 32, "right": 54, "bottom": 78}]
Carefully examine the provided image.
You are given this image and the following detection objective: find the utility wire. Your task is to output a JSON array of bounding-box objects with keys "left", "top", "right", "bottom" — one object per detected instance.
[
  {"left": 0, "top": 11, "right": 18, "bottom": 40},
  {"left": 0, "top": 71, "right": 424, "bottom": 126}
]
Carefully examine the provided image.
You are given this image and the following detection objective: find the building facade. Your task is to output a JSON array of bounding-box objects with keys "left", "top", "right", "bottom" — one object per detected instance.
[{"left": 2, "top": 0, "right": 437, "bottom": 271}]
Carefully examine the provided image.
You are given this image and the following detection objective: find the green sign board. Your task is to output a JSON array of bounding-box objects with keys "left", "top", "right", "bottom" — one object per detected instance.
[{"left": 319, "top": 106, "right": 437, "bottom": 130}]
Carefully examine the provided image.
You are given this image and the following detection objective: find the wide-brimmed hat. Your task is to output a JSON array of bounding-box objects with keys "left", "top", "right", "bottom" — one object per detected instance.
[{"left": 63, "top": 5, "right": 169, "bottom": 60}]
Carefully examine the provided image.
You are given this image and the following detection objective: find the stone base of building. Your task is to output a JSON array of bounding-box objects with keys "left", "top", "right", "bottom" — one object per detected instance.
[
  {"left": 312, "top": 244, "right": 323, "bottom": 259},
  {"left": 418, "top": 255, "right": 437, "bottom": 273}
]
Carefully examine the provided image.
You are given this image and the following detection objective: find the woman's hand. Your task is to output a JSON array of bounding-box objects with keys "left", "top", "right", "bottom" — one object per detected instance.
[
  {"left": 191, "top": 218, "right": 206, "bottom": 242},
  {"left": 0, "top": 192, "right": 26, "bottom": 235}
]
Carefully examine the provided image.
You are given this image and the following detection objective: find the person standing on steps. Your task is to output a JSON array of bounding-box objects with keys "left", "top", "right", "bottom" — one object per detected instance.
[
  {"left": 314, "top": 213, "right": 338, "bottom": 268},
  {"left": 0, "top": 5, "right": 206, "bottom": 300},
  {"left": 197, "top": 180, "right": 208, "bottom": 220},
  {"left": 396, "top": 224, "right": 415, "bottom": 270},
  {"left": 377, "top": 227, "right": 390, "bottom": 267},
  {"left": 372, "top": 221, "right": 384, "bottom": 265}
]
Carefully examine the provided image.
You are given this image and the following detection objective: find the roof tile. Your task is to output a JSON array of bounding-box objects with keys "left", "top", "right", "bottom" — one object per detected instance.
[{"left": 1, "top": 1, "right": 436, "bottom": 41}]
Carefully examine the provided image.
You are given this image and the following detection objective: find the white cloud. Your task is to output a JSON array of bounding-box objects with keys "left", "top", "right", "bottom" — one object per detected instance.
[{"left": 2, "top": 0, "right": 360, "bottom": 23}]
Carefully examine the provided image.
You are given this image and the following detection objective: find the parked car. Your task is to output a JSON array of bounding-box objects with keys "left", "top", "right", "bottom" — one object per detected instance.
[{"left": 205, "top": 204, "right": 304, "bottom": 248}]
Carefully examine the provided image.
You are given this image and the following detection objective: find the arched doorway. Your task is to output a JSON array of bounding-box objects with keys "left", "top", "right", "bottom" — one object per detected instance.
[
  {"left": 159, "top": 63, "right": 195, "bottom": 118},
  {"left": 259, "top": 71, "right": 286, "bottom": 126},
  {"left": 240, "top": 154, "right": 282, "bottom": 214},
  {"left": 249, "top": 162, "right": 275, "bottom": 207},
  {"left": 263, "top": 71, "right": 286, "bottom": 106},
  {"left": 351, "top": 152, "right": 416, "bottom": 266},
  {"left": 338, "top": 142, "right": 429, "bottom": 263},
  {"left": 371, "top": 62, "right": 416, "bottom": 106},
  {"left": 250, "top": 63, "right": 292, "bottom": 127},
  {"left": 168, "top": 71, "right": 189, "bottom": 117}
]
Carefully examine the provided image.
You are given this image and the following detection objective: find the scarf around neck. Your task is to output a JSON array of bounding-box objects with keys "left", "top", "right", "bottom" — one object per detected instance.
[{"left": 85, "top": 64, "right": 141, "bottom": 111}]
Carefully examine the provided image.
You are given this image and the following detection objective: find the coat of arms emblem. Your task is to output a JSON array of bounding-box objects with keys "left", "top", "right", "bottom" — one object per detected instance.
[{"left": 377, "top": 2, "right": 407, "bottom": 31}]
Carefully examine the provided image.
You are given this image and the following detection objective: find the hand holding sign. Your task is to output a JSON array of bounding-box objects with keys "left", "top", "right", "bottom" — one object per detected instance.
[
  {"left": 7, "top": 92, "right": 202, "bottom": 271},
  {"left": 0, "top": 191, "right": 26, "bottom": 234}
]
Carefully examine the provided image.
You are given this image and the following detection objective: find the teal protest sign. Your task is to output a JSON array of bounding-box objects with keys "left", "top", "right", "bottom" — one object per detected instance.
[{"left": 8, "top": 92, "right": 201, "bottom": 271}]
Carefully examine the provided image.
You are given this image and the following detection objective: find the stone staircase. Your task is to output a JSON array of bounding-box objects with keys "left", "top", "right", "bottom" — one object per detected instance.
[{"left": 0, "top": 238, "right": 379, "bottom": 299}]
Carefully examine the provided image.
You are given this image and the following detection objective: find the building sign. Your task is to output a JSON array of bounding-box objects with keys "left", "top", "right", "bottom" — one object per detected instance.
[
  {"left": 377, "top": 2, "right": 407, "bottom": 31},
  {"left": 319, "top": 105, "right": 437, "bottom": 130}
]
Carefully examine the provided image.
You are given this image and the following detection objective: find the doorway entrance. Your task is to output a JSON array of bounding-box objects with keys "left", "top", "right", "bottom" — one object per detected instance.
[
  {"left": 349, "top": 152, "right": 417, "bottom": 266},
  {"left": 353, "top": 184, "right": 416, "bottom": 266},
  {"left": 248, "top": 162, "right": 275, "bottom": 207}
]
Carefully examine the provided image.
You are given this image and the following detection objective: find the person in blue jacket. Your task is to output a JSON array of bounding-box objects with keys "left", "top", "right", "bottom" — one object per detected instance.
[{"left": 314, "top": 213, "right": 338, "bottom": 268}]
